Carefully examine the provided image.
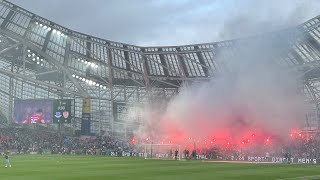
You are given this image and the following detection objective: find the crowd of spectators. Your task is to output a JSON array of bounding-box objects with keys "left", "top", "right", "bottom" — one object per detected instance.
[
  {"left": 1, "top": 127, "right": 320, "bottom": 160},
  {"left": 0, "top": 128, "right": 134, "bottom": 155}
]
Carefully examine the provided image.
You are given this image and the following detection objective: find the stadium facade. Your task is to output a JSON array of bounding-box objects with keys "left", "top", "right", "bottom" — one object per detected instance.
[{"left": 0, "top": 0, "right": 319, "bottom": 137}]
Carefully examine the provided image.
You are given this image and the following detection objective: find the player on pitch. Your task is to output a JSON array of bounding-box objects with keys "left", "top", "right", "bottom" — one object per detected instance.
[{"left": 5, "top": 152, "right": 11, "bottom": 168}]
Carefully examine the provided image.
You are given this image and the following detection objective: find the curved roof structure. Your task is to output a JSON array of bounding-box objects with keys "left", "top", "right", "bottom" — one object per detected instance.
[{"left": 0, "top": 0, "right": 320, "bottom": 135}]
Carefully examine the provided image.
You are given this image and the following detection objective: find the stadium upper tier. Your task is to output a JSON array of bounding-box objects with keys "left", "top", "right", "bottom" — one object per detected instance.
[{"left": 0, "top": 0, "right": 320, "bottom": 134}]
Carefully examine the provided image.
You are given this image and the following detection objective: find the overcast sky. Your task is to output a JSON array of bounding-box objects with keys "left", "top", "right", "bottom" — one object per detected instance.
[{"left": 8, "top": 0, "right": 320, "bottom": 46}]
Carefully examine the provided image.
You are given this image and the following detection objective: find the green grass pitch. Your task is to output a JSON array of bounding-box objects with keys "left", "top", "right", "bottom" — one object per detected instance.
[{"left": 0, "top": 155, "right": 320, "bottom": 180}]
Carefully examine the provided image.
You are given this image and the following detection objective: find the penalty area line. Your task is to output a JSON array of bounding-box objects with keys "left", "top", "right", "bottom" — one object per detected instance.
[{"left": 277, "top": 175, "right": 320, "bottom": 180}]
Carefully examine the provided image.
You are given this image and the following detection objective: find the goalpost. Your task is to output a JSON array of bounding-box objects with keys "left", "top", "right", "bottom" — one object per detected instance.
[{"left": 143, "top": 144, "right": 181, "bottom": 160}]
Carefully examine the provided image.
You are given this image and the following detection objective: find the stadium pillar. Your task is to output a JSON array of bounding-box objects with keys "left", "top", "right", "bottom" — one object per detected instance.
[
  {"left": 8, "top": 58, "right": 14, "bottom": 123},
  {"left": 106, "top": 46, "right": 114, "bottom": 136}
]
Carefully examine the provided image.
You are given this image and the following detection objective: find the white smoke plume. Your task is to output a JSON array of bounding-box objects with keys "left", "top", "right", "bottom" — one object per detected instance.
[{"left": 135, "top": 36, "right": 308, "bottom": 144}]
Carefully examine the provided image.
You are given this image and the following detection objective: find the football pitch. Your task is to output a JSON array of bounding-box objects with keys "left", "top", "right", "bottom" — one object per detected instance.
[{"left": 0, "top": 155, "right": 320, "bottom": 180}]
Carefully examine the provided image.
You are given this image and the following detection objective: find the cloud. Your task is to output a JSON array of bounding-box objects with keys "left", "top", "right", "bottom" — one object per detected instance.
[{"left": 8, "top": 0, "right": 320, "bottom": 46}]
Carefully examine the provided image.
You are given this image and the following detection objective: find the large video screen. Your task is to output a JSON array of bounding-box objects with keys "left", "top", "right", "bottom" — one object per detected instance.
[{"left": 13, "top": 99, "right": 54, "bottom": 124}]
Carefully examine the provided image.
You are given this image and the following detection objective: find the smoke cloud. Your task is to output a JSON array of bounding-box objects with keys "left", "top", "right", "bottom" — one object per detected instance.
[{"left": 135, "top": 36, "right": 307, "bottom": 145}]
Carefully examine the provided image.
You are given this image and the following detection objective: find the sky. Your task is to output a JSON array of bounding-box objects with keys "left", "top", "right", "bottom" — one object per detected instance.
[{"left": 8, "top": 0, "right": 320, "bottom": 46}]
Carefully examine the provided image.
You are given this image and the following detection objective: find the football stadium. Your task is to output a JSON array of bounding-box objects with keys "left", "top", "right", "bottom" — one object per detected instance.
[{"left": 0, "top": 0, "right": 320, "bottom": 179}]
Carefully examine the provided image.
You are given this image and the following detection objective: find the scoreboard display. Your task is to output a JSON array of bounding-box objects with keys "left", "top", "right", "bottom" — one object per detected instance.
[
  {"left": 13, "top": 99, "right": 74, "bottom": 124},
  {"left": 53, "top": 99, "right": 72, "bottom": 123}
]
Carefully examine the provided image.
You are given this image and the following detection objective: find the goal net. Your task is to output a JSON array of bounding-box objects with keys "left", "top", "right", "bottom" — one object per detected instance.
[{"left": 143, "top": 144, "right": 181, "bottom": 160}]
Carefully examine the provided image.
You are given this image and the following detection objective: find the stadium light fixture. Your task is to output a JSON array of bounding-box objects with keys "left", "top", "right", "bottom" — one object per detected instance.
[
  {"left": 39, "top": 23, "right": 43, "bottom": 27},
  {"left": 103, "top": 86, "right": 107, "bottom": 89},
  {"left": 77, "top": 58, "right": 80, "bottom": 61},
  {"left": 87, "top": 62, "right": 91, "bottom": 65},
  {"left": 84, "top": 61, "right": 88, "bottom": 64},
  {"left": 75, "top": 75, "right": 79, "bottom": 79},
  {"left": 32, "top": 58, "right": 36, "bottom": 61},
  {"left": 57, "top": 31, "right": 61, "bottom": 35},
  {"left": 40, "top": 63, "right": 44, "bottom": 66},
  {"left": 48, "top": 27, "right": 52, "bottom": 31},
  {"left": 27, "top": 49, "right": 31, "bottom": 53},
  {"left": 92, "top": 82, "right": 96, "bottom": 85},
  {"left": 52, "top": 29, "right": 57, "bottom": 33},
  {"left": 35, "top": 22, "right": 39, "bottom": 25},
  {"left": 44, "top": 25, "right": 47, "bottom": 29},
  {"left": 82, "top": 78, "right": 86, "bottom": 82},
  {"left": 88, "top": 80, "right": 93, "bottom": 85},
  {"left": 32, "top": 53, "right": 35, "bottom": 56},
  {"left": 81, "top": 60, "right": 84, "bottom": 63},
  {"left": 40, "top": 59, "right": 43, "bottom": 62},
  {"left": 36, "top": 56, "right": 40, "bottom": 60},
  {"left": 27, "top": 54, "right": 31, "bottom": 57},
  {"left": 96, "top": 83, "right": 99, "bottom": 87},
  {"left": 36, "top": 61, "right": 40, "bottom": 64},
  {"left": 100, "top": 85, "right": 103, "bottom": 88},
  {"left": 72, "top": 74, "right": 76, "bottom": 78}
]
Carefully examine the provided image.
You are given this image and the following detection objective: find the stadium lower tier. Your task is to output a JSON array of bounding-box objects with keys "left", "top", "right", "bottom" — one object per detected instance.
[{"left": 0, "top": 128, "right": 320, "bottom": 163}]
